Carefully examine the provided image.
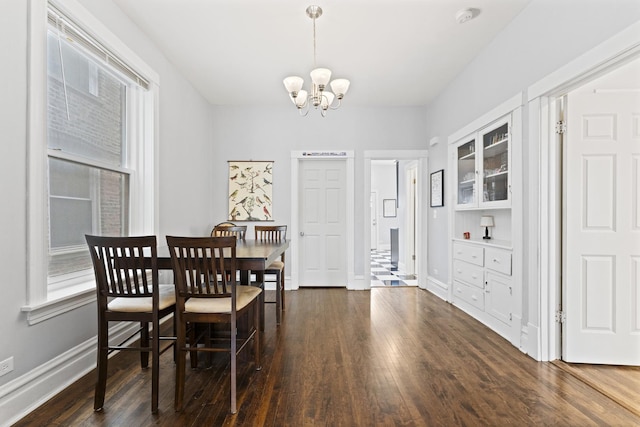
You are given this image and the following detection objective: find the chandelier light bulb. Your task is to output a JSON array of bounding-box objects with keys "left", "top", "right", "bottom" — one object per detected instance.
[
  {"left": 283, "top": 76, "right": 304, "bottom": 95},
  {"left": 330, "top": 78, "right": 350, "bottom": 98},
  {"left": 310, "top": 68, "right": 332, "bottom": 87},
  {"left": 321, "top": 92, "right": 335, "bottom": 110}
]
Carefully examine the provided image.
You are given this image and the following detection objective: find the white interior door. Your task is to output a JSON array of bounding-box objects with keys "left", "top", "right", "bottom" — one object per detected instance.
[
  {"left": 563, "top": 88, "right": 640, "bottom": 364},
  {"left": 299, "top": 159, "right": 347, "bottom": 287},
  {"left": 370, "top": 191, "right": 378, "bottom": 250}
]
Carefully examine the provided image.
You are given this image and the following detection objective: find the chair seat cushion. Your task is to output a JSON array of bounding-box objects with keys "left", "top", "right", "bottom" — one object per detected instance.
[
  {"left": 185, "top": 285, "right": 262, "bottom": 314},
  {"left": 108, "top": 284, "right": 176, "bottom": 312},
  {"left": 266, "top": 260, "right": 284, "bottom": 272}
]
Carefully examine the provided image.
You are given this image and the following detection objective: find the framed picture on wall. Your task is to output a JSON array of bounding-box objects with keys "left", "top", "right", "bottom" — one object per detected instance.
[
  {"left": 228, "top": 160, "right": 273, "bottom": 221},
  {"left": 383, "top": 199, "right": 397, "bottom": 217},
  {"left": 430, "top": 169, "right": 444, "bottom": 207}
]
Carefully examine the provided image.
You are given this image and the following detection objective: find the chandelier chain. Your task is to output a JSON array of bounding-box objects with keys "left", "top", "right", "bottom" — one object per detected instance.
[{"left": 312, "top": 14, "right": 317, "bottom": 68}]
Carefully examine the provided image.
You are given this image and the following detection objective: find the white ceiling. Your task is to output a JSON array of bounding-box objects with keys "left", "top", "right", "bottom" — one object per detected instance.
[{"left": 111, "top": 0, "right": 532, "bottom": 107}]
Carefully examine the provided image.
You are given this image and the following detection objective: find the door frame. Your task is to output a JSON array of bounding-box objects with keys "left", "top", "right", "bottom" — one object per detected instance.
[
  {"left": 526, "top": 21, "right": 640, "bottom": 361},
  {"left": 405, "top": 163, "right": 418, "bottom": 275},
  {"left": 370, "top": 191, "right": 378, "bottom": 250},
  {"left": 290, "top": 151, "right": 355, "bottom": 290},
  {"left": 364, "top": 150, "right": 429, "bottom": 290}
]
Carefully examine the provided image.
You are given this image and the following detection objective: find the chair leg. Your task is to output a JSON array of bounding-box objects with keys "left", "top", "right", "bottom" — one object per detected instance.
[
  {"left": 151, "top": 318, "right": 159, "bottom": 413},
  {"left": 230, "top": 323, "right": 237, "bottom": 414},
  {"left": 280, "top": 269, "right": 285, "bottom": 311},
  {"left": 140, "top": 322, "right": 150, "bottom": 369},
  {"left": 275, "top": 271, "right": 282, "bottom": 325},
  {"left": 175, "top": 317, "right": 187, "bottom": 412},
  {"left": 189, "top": 323, "right": 198, "bottom": 369},
  {"left": 254, "top": 301, "right": 262, "bottom": 370},
  {"left": 94, "top": 318, "right": 108, "bottom": 411}
]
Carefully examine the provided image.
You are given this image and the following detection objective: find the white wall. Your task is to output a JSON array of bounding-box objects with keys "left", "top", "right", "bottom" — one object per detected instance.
[
  {"left": 209, "top": 106, "right": 428, "bottom": 275},
  {"left": 0, "top": 0, "right": 214, "bottom": 422},
  {"left": 424, "top": 0, "right": 640, "bottom": 343}
]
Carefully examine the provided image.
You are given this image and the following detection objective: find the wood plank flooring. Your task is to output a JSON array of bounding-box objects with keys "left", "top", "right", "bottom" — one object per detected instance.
[{"left": 14, "top": 288, "right": 640, "bottom": 426}]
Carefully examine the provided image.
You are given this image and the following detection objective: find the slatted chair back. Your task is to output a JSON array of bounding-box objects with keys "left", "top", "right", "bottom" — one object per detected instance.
[
  {"left": 167, "top": 236, "right": 237, "bottom": 301},
  {"left": 211, "top": 224, "right": 247, "bottom": 240},
  {"left": 87, "top": 235, "right": 158, "bottom": 302},
  {"left": 254, "top": 225, "right": 287, "bottom": 242}
]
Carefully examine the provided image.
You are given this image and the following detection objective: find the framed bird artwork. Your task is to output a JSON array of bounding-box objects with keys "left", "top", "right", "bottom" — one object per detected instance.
[{"left": 227, "top": 160, "right": 274, "bottom": 221}]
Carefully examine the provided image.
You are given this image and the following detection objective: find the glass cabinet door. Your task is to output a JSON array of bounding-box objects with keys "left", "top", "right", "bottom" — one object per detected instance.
[
  {"left": 456, "top": 138, "right": 476, "bottom": 207},
  {"left": 481, "top": 122, "right": 509, "bottom": 205}
]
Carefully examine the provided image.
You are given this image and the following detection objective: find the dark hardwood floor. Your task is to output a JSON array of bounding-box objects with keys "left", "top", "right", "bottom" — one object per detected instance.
[{"left": 14, "top": 288, "right": 640, "bottom": 426}]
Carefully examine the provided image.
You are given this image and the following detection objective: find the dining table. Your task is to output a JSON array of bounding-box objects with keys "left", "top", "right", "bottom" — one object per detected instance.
[{"left": 156, "top": 238, "right": 289, "bottom": 331}]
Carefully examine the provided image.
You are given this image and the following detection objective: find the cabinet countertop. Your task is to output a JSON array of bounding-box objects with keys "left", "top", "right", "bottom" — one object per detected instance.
[{"left": 453, "top": 237, "right": 512, "bottom": 250}]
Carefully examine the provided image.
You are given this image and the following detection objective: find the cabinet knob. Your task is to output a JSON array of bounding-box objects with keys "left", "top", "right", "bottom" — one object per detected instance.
[{"left": 493, "top": 258, "right": 500, "bottom": 263}]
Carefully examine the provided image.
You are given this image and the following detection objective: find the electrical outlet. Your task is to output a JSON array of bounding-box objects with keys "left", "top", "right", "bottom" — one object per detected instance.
[{"left": 0, "top": 357, "right": 14, "bottom": 377}]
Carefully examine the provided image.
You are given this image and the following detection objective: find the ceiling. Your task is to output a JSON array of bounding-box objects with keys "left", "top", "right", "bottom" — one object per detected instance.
[{"left": 111, "top": 0, "right": 532, "bottom": 108}]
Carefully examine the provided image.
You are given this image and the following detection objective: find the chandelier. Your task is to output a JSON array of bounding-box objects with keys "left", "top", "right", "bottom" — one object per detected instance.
[{"left": 283, "top": 5, "right": 350, "bottom": 117}]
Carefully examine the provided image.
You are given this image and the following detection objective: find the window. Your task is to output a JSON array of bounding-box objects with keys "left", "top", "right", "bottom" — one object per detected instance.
[{"left": 24, "top": 1, "right": 159, "bottom": 324}]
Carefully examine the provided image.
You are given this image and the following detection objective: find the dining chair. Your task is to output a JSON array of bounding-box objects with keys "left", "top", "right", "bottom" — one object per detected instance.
[
  {"left": 254, "top": 225, "right": 287, "bottom": 325},
  {"left": 85, "top": 235, "right": 176, "bottom": 414},
  {"left": 211, "top": 224, "right": 247, "bottom": 240},
  {"left": 166, "top": 235, "right": 262, "bottom": 414}
]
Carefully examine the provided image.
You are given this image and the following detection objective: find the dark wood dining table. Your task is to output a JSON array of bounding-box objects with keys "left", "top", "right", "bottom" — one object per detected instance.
[{"left": 156, "top": 239, "right": 289, "bottom": 330}]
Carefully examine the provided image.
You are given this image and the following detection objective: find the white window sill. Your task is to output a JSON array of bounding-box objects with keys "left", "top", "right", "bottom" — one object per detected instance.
[{"left": 21, "top": 282, "right": 96, "bottom": 325}]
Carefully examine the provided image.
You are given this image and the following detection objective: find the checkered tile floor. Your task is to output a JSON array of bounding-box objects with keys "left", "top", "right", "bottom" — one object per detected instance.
[{"left": 370, "top": 249, "right": 418, "bottom": 287}]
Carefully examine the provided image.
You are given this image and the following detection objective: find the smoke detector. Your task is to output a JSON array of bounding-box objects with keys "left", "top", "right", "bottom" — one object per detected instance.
[{"left": 455, "top": 8, "right": 475, "bottom": 24}]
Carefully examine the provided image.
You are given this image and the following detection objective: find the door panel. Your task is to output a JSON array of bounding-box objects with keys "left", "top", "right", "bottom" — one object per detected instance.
[
  {"left": 564, "top": 88, "right": 640, "bottom": 364},
  {"left": 299, "top": 159, "right": 347, "bottom": 287}
]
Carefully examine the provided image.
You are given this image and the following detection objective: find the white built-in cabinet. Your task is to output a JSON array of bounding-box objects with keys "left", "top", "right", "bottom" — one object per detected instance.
[
  {"left": 454, "top": 117, "right": 511, "bottom": 209},
  {"left": 452, "top": 240, "right": 513, "bottom": 339},
  {"left": 447, "top": 100, "right": 522, "bottom": 346}
]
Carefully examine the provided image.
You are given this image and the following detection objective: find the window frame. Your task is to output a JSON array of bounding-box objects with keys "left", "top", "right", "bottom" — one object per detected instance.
[{"left": 23, "top": 0, "right": 160, "bottom": 325}]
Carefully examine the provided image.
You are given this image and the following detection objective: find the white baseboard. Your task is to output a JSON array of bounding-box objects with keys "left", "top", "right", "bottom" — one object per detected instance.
[
  {"left": 527, "top": 322, "right": 541, "bottom": 361},
  {"left": 425, "top": 276, "right": 449, "bottom": 301},
  {"left": 520, "top": 324, "right": 529, "bottom": 355},
  {"left": 349, "top": 275, "right": 367, "bottom": 290},
  {"left": 0, "top": 322, "right": 140, "bottom": 427}
]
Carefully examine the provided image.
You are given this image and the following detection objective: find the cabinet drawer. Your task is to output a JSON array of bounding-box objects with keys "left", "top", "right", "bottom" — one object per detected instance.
[
  {"left": 453, "top": 280, "right": 484, "bottom": 310},
  {"left": 485, "top": 247, "right": 512, "bottom": 275},
  {"left": 453, "top": 260, "right": 484, "bottom": 288},
  {"left": 452, "top": 242, "right": 484, "bottom": 266}
]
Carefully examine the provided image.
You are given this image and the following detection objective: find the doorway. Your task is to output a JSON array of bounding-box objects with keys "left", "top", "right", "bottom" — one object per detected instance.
[
  {"left": 290, "top": 151, "right": 355, "bottom": 290},
  {"left": 364, "top": 151, "right": 428, "bottom": 289}
]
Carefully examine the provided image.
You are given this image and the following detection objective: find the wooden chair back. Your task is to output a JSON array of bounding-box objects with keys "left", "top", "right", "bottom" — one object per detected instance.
[
  {"left": 166, "top": 236, "right": 237, "bottom": 301},
  {"left": 254, "top": 225, "right": 287, "bottom": 242},
  {"left": 86, "top": 235, "right": 158, "bottom": 304},
  {"left": 211, "top": 224, "right": 247, "bottom": 240}
]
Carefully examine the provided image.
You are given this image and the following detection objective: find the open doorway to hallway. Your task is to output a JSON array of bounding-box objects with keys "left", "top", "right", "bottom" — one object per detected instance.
[{"left": 369, "top": 159, "right": 418, "bottom": 287}]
